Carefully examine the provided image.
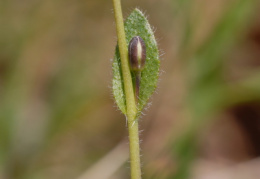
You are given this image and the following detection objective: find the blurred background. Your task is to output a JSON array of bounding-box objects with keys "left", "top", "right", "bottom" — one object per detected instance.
[{"left": 1, "top": 0, "right": 260, "bottom": 179}]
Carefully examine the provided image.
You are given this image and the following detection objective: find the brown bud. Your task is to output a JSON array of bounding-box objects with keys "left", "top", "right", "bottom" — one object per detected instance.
[{"left": 128, "top": 36, "right": 146, "bottom": 72}]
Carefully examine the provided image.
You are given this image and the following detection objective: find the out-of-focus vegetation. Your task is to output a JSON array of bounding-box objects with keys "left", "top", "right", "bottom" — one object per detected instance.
[{"left": 0, "top": 0, "right": 260, "bottom": 179}]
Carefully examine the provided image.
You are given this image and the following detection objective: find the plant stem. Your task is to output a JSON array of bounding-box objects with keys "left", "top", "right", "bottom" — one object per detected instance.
[
  {"left": 112, "top": 0, "right": 142, "bottom": 179},
  {"left": 134, "top": 72, "right": 141, "bottom": 105},
  {"left": 127, "top": 120, "right": 141, "bottom": 179}
]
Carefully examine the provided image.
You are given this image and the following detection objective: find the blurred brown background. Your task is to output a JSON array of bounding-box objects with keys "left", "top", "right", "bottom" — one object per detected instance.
[{"left": 1, "top": 0, "right": 260, "bottom": 179}]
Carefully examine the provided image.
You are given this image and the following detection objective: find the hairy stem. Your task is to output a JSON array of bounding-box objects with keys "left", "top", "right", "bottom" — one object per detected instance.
[{"left": 112, "top": 0, "right": 142, "bottom": 178}]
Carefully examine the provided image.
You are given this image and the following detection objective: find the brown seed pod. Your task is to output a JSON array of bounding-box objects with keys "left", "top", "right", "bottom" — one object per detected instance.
[
  {"left": 128, "top": 36, "right": 146, "bottom": 104},
  {"left": 128, "top": 36, "right": 146, "bottom": 72}
]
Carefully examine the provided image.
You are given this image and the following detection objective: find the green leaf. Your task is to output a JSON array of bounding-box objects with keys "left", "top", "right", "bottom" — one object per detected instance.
[{"left": 112, "top": 8, "right": 160, "bottom": 115}]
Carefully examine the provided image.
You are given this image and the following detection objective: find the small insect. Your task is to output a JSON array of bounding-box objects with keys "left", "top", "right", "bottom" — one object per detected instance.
[{"left": 128, "top": 36, "right": 146, "bottom": 104}]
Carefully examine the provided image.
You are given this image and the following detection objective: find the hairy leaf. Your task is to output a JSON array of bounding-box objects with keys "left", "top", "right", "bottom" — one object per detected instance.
[{"left": 112, "top": 8, "right": 160, "bottom": 115}]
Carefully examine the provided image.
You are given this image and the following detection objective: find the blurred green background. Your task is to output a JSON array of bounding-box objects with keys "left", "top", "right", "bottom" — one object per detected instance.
[{"left": 1, "top": 0, "right": 260, "bottom": 179}]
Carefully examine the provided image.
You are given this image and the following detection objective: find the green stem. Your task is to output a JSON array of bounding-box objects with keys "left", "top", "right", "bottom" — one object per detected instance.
[
  {"left": 127, "top": 120, "right": 141, "bottom": 179},
  {"left": 112, "top": 0, "right": 141, "bottom": 179}
]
